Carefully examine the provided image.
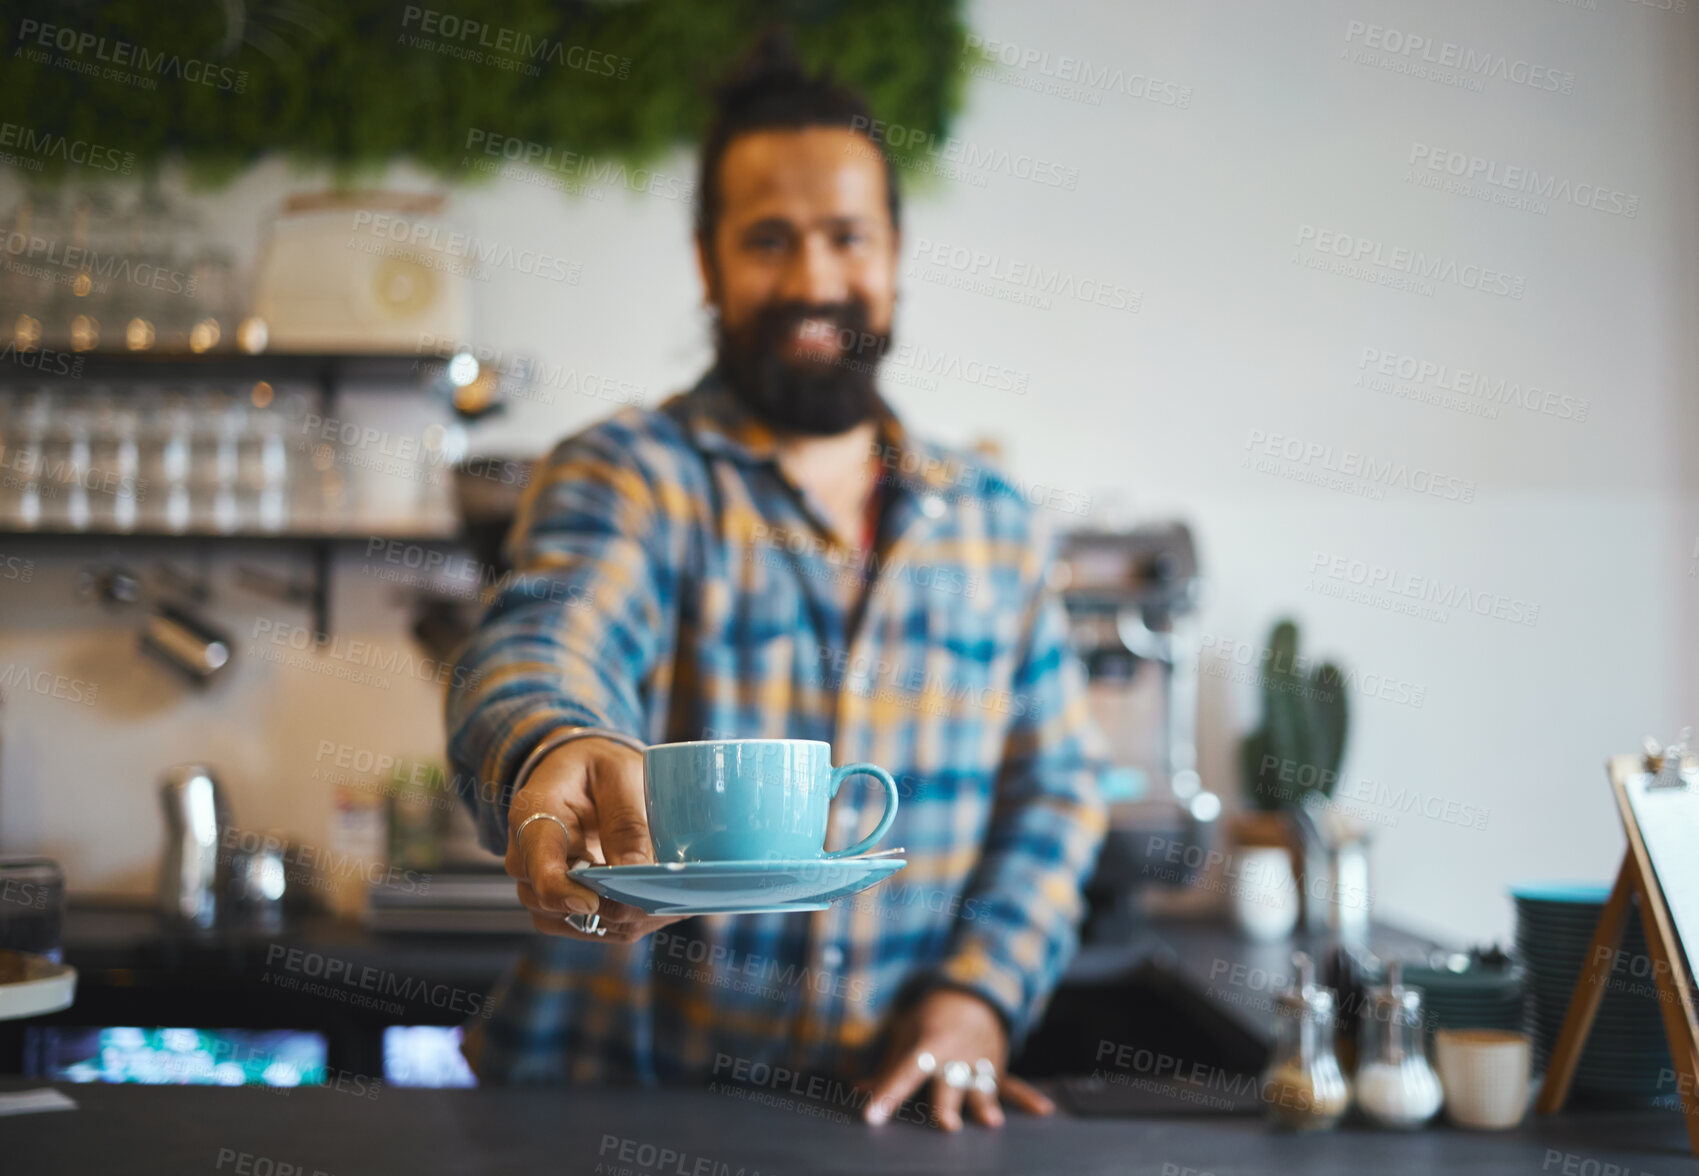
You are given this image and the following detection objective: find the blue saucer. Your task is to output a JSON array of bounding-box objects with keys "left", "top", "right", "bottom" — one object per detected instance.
[{"left": 571, "top": 856, "right": 906, "bottom": 916}]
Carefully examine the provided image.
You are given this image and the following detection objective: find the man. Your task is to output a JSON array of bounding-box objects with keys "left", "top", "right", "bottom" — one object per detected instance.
[{"left": 446, "top": 37, "right": 1106, "bottom": 1131}]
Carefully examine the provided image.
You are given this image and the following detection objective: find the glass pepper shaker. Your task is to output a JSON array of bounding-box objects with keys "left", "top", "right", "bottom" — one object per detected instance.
[
  {"left": 1261, "top": 951, "right": 1351, "bottom": 1130},
  {"left": 1354, "top": 961, "right": 1443, "bottom": 1129}
]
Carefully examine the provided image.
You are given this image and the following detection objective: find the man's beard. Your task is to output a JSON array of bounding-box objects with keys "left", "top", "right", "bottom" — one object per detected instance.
[{"left": 714, "top": 299, "right": 891, "bottom": 436}]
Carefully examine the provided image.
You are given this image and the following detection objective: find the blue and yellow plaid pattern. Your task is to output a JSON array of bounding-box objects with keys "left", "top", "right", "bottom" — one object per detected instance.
[{"left": 446, "top": 372, "right": 1107, "bottom": 1086}]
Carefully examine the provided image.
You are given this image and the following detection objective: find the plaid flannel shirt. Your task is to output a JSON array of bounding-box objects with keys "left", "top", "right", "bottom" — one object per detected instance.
[{"left": 445, "top": 371, "right": 1107, "bottom": 1087}]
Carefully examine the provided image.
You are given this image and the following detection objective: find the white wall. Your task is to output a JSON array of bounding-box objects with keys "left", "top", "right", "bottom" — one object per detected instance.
[{"left": 3, "top": 0, "right": 1696, "bottom": 945}]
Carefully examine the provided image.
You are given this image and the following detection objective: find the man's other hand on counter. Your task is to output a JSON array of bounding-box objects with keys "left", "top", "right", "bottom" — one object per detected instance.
[{"left": 863, "top": 988, "right": 1055, "bottom": 1131}]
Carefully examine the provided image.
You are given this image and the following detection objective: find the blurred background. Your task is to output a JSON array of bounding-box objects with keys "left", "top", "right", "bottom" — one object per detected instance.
[{"left": 0, "top": 0, "right": 1694, "bottom": 973}]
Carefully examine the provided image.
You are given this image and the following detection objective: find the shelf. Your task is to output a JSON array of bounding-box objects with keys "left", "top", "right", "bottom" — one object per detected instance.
[
  {"left": 0, "top": 523, "right": 461, "bottom": 544},
  {"left": 0, "top": 351, "right": 485, "bottom": 641},
  {"left": 0, "top": 524, "right": 467, "bottom": 644},
  {"left": 0, "top": 351, "right": 455, "bottom": 386}
]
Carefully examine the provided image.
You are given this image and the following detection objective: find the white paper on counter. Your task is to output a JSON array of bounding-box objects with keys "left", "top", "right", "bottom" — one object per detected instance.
[{"left": 0, "top": 1087, "right": 78, "bottom": 1116}]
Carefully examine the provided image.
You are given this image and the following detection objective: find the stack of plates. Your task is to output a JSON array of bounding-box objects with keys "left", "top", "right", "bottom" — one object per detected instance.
[
  {"left": 1401, "top": 960, "right": 1525, "bottom": 1037},
  {"left": 1512, "top": 882, "right": 1676, "bottom": 1106}
]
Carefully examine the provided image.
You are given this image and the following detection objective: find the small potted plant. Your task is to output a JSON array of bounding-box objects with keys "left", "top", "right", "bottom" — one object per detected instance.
[{"left": 1228, "top": 619, "right": 1351, "bottom": 937}]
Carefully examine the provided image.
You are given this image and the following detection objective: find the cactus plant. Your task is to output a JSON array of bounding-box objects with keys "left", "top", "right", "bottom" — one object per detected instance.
[{"left": 1239, "top": 619, "right": 1349, "bottom": 810}]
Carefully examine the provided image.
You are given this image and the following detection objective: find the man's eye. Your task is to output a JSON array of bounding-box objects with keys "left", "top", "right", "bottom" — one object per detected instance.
[
  {"left": 835, "top": 230, "right": 864, "bottom": 248},
  {"left": 749, "top": 234, "right": 788, "bottom": 253}
]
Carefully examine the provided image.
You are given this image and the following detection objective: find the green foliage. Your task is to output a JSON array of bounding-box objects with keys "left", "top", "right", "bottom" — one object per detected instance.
[
  {"left": 0, "top": 0, "right": 970, "bottom": 188},
  {"left": 1240, "top": 619, "right": 1350, "bottom": 811}
]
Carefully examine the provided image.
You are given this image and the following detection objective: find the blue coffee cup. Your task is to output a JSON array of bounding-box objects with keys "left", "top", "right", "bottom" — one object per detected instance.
[{"left": 644, "top": 739, "right": 899, "bottom": 863}]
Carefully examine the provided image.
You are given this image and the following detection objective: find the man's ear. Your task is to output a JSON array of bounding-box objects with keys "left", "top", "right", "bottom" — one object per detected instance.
[{"left": 694, "top": 233, "right": 718, "bottom": 307}]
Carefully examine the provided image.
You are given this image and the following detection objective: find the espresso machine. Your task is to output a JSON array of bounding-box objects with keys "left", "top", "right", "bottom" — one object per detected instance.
[{"left": 1051, "top": 523, "right": 1218, "bottom": 938}]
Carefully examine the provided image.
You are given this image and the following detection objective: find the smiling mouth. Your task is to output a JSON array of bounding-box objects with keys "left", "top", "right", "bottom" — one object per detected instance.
[{"left": 786, "top": 317, "right": 843, "bottom": 359}]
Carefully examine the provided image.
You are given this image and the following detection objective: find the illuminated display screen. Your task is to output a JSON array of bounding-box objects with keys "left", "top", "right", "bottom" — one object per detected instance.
[
  {"left": 383, "top": 1025, "right": 477, "bottom": 1088},
  {"left": 45, "top": 1027, "right": 327, "bottom": 1087}
]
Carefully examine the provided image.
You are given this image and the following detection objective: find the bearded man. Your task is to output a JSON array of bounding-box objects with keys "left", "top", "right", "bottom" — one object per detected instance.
[{"left": 446, "top": 36, "right": 1106, "bottom": 1131}]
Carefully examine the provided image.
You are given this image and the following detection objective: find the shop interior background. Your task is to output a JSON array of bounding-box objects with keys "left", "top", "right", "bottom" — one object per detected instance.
[{"left": 1, "top": 0, "right": 1696, "bottom": 946}]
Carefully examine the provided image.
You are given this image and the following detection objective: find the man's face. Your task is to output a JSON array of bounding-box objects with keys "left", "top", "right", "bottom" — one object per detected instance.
[{"left": 699, "top": 126, "right": 899, "bottom": 435}]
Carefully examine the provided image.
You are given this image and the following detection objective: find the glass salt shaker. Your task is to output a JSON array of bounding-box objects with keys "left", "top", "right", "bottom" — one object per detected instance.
[
  {"left": 1355, "top": 961, "right": 1443, "bottom": 1129},
  {"left": 1261, "top": 951, "right": 1351, "bottom": 1131}
]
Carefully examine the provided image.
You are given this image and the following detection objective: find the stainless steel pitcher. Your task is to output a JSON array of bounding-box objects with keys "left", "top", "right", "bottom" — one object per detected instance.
[{"left": 157, "top": 764, "right": 230, "bottom": 929}]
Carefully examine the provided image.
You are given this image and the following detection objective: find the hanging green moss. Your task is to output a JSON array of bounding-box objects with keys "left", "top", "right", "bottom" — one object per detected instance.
[{"left": 0, "top": 0, "right": 971, "bottom": 188}]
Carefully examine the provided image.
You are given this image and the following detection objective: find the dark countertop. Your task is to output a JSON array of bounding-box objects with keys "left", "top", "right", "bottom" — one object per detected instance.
[
  {"left": 1067, "top": 915, "right": 1437, "bottom": 1041},
  {"left": 55, "top": 903, "right": 527, "bottom": 982},
  {"left": 6, "top": 902, "right": 1441, "bottom": 1081},
  {"left": 51, "top": 900, "right": 1437, "bottom": 1029},
  {"left": 5, "top": 1083, "right": 1695, "bottom": 1176}
]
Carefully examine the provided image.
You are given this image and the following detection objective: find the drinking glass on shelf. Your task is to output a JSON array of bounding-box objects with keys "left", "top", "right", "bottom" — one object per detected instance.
[
  {"left": 0, "top": 389, "right": 49, "bottom": 528},
  {"left": 239, "top": 388, "right": 291, "bottom": 532},
  {"left": 187, "top": 386, "right": 242, "bottom": 532},
  {"left": 117, "top": 195, "right": 156, "bottom": 353},
  {"left": 65, "top": 191, "right": 124, "bottom": 354},
  {"left": 271, "top": 387, "right": 324, "bottom": 530},
  {"left": 414, "top": 420, "right": 466, "bottom": 527},
  {"left": 3, "top": 191, "right": 70, "bottom": 352},
  {"left": 126, "top": 187, "right": 199, "bottom": 353},
  {"left": 217, "top": 395, "right": 243, "bottom": 532},
  {"left": 82, "top": 387, "right": 115, "bottom": 529},
  {"left": 88, "top": 388, "right": 141, "bottom": 531},
  {"left": 187, "top": 248, "right": 235, "bottom": 354},
  {"left": 116, "top": 397, "right": 141, "bottom": 529},
  {"left": 0, "top": 392, "right": 21, "bottom": 524},
  {"left": 0, "top": 392, "right": 14, "bottom": 521},
  {"left": 0, "top": 857, "right": 66, "bottom": 965},
  {"left": 37, "top": 389, "right": 93, "bottom": 530},
  {"left": 140, "top": 386, "right": 193, "bottom": 532},
  {"left": 1, "top": 194, "right": 46, "bottom": 350}
]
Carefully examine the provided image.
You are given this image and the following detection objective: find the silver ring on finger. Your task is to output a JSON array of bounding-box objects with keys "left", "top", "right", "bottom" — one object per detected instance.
[
  {"left": 515, "top": 811, "right": 571, "bottom": 849},
  {"left": 973, "top": 1058, "right": 998, "bottom": 1095},
  {"left": 916, "top": 1050, "right": 937, "bottom": 1076},
  {"left": 564, "top": 912, "right": 605, "bottom": 936},
  {"left": 942, "top": 1059, "right": 972, "bottom": 1090}
]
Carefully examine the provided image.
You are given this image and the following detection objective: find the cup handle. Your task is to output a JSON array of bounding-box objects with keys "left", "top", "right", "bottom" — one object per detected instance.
[{"left": 824, "top": 763, "right": 899, "bottom": 859}]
